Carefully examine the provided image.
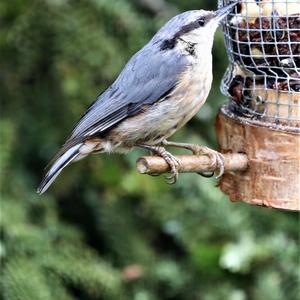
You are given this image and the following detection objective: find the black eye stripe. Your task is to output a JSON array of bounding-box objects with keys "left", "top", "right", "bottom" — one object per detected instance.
[
  {"left": 173, "top": 17, "right": 207, "bottom": 38},
  {"left": 160, "top": 14, "right": 210, "bottom": 51}
]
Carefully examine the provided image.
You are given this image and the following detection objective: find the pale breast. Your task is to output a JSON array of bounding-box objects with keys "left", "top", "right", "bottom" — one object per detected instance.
[
  {"left": 171, "top": 60, "right": 213, "bottom": 130},
  {"left": 110, "top": 57, "right": 213, "bottom": 148}
]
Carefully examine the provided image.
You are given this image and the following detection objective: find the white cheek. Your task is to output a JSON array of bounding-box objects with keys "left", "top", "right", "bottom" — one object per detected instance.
[{"left": 181, "top": 27, "right": 216, "bottom": 54}]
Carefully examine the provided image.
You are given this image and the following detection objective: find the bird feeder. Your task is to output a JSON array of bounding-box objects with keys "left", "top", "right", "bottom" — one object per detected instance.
[
  {"left": 137, "top": 0, "right": 299, "bottom": 211},
  {"left": 216, "top": 0, "right": 300, "bottom": 210}
]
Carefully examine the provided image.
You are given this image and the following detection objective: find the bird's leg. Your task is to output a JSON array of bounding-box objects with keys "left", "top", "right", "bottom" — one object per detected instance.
[
  {"left": 162, "top": 140, "right": 225, "bottom": 178},
  {"left": 136, "top": 144, "right": 180, "bottom": 184}
]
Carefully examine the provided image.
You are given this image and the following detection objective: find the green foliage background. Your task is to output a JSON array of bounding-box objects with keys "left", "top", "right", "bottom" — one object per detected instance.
[{"left": 0, "top": 0, "right": 299, "bottom": 299}]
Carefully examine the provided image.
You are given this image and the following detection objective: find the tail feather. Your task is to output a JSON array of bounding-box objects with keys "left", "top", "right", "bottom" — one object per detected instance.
[{"left": 37, "top": 144, "right": 82, "bottom": 194}]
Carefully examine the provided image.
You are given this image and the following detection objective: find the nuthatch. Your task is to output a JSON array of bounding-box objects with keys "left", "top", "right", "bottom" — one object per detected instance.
[{"left": 37, "top": 2, "right": 237, "bottom": 194}]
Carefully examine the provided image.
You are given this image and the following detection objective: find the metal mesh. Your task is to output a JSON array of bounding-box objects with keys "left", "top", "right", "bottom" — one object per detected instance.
[{"left": 219, "top": 0, "right": 300, "bottom": 128}]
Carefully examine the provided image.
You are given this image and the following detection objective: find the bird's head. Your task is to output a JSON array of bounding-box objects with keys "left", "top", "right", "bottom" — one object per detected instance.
[{"left": 152, "top": 2, "right": 237, "bottom": 53}]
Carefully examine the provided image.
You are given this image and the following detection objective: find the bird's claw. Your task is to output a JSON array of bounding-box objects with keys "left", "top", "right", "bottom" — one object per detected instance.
[
  {"left": 169, "top": 144, "right": 224, "bottom": 179},
  {"left": 161, "top": 151, "right": 180, "bottom": 185},
  {"left": 162, "top": 141, "right": 225, "bottom": 179},
  {"left": 138, "top": 144, "right": 180, "bottom": 184},
  {"left": 149, "top": 173, "right": 160, "bottom": 177},
  {"left": 214, "top": 152, "right": 225, "bottom": 179},
  {"left": 198, "top": 171, "right": 214, "bottom": 178},
  {"left": 164, "top": 173, "right": 178, "bottom": 185},
  {"left": 186, "top": 145, "right": 225, "bottom": 179}
]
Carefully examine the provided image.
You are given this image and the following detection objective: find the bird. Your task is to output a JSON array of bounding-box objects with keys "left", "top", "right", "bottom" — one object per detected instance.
[{"left": 37, "top": 2, "right": 237, "bottom": 194}]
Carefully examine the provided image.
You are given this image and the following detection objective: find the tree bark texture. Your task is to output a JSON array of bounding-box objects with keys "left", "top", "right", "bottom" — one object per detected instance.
[{"left": 216, "top": 105, "right": 300, "bottom": 211}]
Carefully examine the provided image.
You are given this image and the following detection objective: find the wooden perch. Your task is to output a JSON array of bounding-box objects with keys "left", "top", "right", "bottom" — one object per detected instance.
[{"left": 137, "top": 153, "right": 248, "bottom": 175}]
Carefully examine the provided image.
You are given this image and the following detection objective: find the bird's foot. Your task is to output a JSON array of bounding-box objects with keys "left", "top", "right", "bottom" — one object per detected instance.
[
  {"left": 191, "top": 145, "right": 225, "bottom": 178},
  {"left": 137, "top": 144, "right": 180, "bottom": 184},
  {"left": 162, "top": 141, "right": 225, "bottom": 178}
]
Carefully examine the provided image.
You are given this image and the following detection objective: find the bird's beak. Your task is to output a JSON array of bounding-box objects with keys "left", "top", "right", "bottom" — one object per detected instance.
[{"left": 213, "top": 1, "right": 238, "bottom": 22}]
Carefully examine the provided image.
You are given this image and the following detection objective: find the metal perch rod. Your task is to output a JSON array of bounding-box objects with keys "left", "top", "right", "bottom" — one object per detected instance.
[{"left": 137, "top": 153, "right": 248, "bottom": 175}]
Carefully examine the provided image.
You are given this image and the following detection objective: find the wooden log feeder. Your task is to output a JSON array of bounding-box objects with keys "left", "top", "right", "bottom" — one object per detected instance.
[
  {"left": 216, "top": 106, "right": 300, "bottom": 211},
  {"left": 137, "top": 0, "right": 300, "bottom": 211}
]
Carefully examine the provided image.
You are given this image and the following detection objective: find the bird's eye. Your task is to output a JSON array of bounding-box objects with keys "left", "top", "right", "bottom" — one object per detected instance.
[{"left": 197, "top": 18, "right": 205, "bottom": 27}]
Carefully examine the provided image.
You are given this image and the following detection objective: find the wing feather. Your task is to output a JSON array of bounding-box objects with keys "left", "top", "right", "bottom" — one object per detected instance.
[{"left": 68, "top": 44, "right": 188, "bottom": 142}]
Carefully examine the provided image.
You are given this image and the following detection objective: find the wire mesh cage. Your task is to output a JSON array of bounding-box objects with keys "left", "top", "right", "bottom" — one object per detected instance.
[{"left": 218, "top": 0, "right": 300, "bottom": 130}]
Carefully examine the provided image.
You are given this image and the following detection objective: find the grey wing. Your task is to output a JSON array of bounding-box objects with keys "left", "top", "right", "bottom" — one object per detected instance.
[{"left": 69, "top": 45, "right": 188, "bottom": 140}]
